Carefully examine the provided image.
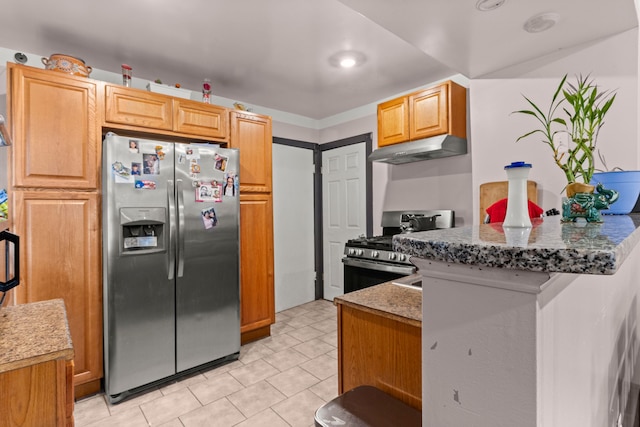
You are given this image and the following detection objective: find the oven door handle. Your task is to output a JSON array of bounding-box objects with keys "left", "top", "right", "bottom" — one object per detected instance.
[{"left": 342, "top": 257, "right": 416, "bottom": 275}]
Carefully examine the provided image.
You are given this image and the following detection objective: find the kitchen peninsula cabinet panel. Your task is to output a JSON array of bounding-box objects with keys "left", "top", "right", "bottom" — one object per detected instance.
[
  {"left": 377, "top": 80, "right": 466, "bottom": 147},
  {"left": 9, "top": 64, "right": 99, "bottom": 189},
  {"left": 239, "top": 193, "right": 275, "bottom": 341},
  {"left": 13, "top": 191, "right": 102, "bottom": 396},
  {"left": 229, "top": 111, "right": 272, "bottom": 193},
  {"left": 337, "top": 303, "right": 422, "bottom": 410},
  {"left": 377, "top": 97, "right": 410, "bottom": 147},
  {"left": 173, "top": 99, "right": 228, "bottom": 139},
  {"left": 105, "top": 84, "right": 172, "bottom": 131}
]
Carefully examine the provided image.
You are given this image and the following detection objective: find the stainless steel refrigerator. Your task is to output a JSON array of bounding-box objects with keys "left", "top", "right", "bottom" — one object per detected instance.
[{"left": 102, "top": 132, "right": 240, "bottom": 402}]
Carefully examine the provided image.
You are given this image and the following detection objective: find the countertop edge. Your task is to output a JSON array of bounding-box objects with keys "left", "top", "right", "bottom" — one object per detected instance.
[
  {"left": 393, "top": 215, "right": 640, "bottom": 275},
  {"left": 334, "top": 282, "right": 422, "bottom": 327},
  {"left": 0, "top": 298, "right": 74, "bottom": 373}
]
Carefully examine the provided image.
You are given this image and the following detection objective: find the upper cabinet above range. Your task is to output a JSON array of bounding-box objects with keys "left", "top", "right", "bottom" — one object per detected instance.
[
  {"left": 377, "top": 80, "right": 467, "bottom": 148},
  {"left": 104, "top": 85, "right": 228, "bottom": 141}
]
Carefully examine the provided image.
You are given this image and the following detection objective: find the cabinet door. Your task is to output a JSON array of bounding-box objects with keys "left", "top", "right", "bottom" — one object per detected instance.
[
  {"left": 10, "top": 64, "right": 99, "bottom": 189},
  {"left": 0, "top": 359, "right": 69, "bottom": 427},
  {"left": 229, "top": 112, "right": 272, "bottom": 193},
  {"left": 377, "top": 97, "right": 410, "bottom": 147},
  {"left": 105, "top": 85, "right": 172, "bottom": 130},
  {"left": 409, "top": 84, "right": 448, "bottom": 140},
  {"left": 338, "top": 304, "right": 422, "bottom": 410},
  {"left": 239, "top": 193, "right": 275, "bottom": 337},
  {"left": 13, "top": 191, "right": 102, "bottom": 390},
  {"left": 173, "top": 99, "right": 228, "bottom": 139}
]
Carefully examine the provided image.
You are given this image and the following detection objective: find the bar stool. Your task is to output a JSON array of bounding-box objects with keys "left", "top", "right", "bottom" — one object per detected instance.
[{"left": 314, "top": 385, "right": 421, "bottom": 427}]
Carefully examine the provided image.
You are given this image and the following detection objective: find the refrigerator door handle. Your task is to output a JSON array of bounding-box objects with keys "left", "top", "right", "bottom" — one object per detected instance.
[
  {"left": 177, "top": 179, "right": 186, "bottom": 278},
  {"left": 167, "top": 180, "right": 176, "bottom": 280}
]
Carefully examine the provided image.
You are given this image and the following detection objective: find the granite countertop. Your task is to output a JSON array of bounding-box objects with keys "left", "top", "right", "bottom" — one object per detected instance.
[
  {"left": 334, "top": 280, "right": 422, "bottom": 328},
  {"left": 393, "top": 214, "right": 640, "bottom": 275},
  {"left": 0, "top": 299, "right": 74, "bottom": 373}
]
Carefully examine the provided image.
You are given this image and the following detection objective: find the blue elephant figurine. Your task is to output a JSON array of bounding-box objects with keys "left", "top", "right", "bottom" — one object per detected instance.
[{"left": 561, "top": 183, "right": 619, "bottom": 223}]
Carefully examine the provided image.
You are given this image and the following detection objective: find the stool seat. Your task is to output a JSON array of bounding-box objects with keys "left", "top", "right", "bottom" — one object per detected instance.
[{"left": 314, "top": 385, "right": 421, "bottom": 427}]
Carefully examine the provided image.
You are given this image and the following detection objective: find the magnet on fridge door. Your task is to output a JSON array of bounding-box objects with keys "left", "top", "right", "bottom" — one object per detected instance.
[
  {"left": 196, "top": 182, "right": 221, "bottom": 202},
  {"left": 128, "top": 140, "right": 139, "bottom": 153},
  {"left": 112, "top": 161, "right": 133, "bottom": 183},
  {"left": 131, "top": 162, "right": 141, "bottom": 176},
  {"left": 155, "top": 145, "right": 165, "bottom": 160},
  {"left": 143, "top": 153, "right": 160, "bottom": 175},
  {"left": 214, "top": 154, "right": 228, "bottom": 172},
  {"left": 186, "top": 147, "right": 200, "bottom": 160},
  {"left": 223, "top": 172, "right": 237, "bottom": 197},
  {"left": 134, "top": 180, "right": 157, "bottom": 190},
  {"left": 201, "top": 207, "right": 218, "bottom": 230}
]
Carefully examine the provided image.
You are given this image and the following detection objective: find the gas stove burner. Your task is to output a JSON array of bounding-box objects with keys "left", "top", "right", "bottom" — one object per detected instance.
[
  {"left": 346, "top": 235, "right": 393, "bottom": 250},
  {"left": 343, "top": 210, "right": 455, "bottom": 266}
]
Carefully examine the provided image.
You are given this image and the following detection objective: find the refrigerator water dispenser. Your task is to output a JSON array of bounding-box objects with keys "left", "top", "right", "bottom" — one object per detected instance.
[{"left": 120, "top": 207, "right": 165, "bottom": 254}]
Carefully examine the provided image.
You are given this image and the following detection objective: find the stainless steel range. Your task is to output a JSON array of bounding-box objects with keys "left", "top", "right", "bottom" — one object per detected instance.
[{"left": 342, "top": 210, "right": 455, "bottom": 293}]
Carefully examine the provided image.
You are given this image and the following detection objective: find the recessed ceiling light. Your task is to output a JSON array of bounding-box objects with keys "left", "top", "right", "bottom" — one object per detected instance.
[
  {"left": 523, "top": 12, "right": 560, "bottom": 33},
  {"left": 340, "top": 58, "right": 357, "bottom": 68},
  {"left": 329, "top": 51, "right": 366, "bottom": 68},
  {"left": 476, "top": 0, "right": 506, "bottom": 12}
]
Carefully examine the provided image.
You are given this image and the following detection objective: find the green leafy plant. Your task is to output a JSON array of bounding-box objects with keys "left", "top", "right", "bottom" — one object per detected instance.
[{"left": 513, "top": 74, "right": 616, "bottom": 185}]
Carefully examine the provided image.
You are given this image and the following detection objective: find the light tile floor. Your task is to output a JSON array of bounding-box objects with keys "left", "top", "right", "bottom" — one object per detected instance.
[{"left": 74, "top": 299, "right": 338, "bottom": 427}]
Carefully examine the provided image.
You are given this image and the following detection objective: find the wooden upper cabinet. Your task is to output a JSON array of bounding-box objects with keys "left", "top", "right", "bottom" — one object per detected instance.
[
  {"left": 229, "top": 111, "right": 272, "bottom": 193},
  {"left": 9, "top": 64, "right": 99, "bottom": 189},
  {"left": 377, "top": 80, "right": 467, "bottom": 147},
  {"left": 173, "top": 99, "right": 227, "bottom": 139},
  {"left": 377, "top": 97, "right": 410, "bottom": 147},
  {"left": 105, "top": 85, "right": 172, "bottom": 130},
  {"left": 410, "top": 84, "right": 448, "bottom": 140}
]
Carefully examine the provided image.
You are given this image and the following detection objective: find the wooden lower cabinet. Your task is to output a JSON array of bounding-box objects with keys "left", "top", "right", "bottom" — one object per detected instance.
[
  {"left": 337, "top": 303, "right": 422, "bottom": 410},
  {"left": 239, "top": 193, "right": 275, "bottom": 343},
  {"left": 13, "top": 191, "right": 102, "bottom": 397},
  {"left": 0, "top": 359, "right": 74, "bottom": 426}
]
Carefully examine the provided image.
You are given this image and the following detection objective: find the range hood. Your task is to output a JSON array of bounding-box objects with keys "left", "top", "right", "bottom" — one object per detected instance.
[{"left": 368, "top": 134, "right": 467, "bottom": 165}]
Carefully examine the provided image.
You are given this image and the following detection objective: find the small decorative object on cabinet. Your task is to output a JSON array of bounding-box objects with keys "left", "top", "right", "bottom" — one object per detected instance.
[
  {"left": 202, "top": 78, "right": 212, "bottom": 104},
  {"left": 41, "top": 53, "right": 92, "bottom": 77},
  {"left": 513, "top": 74, "right": 618, "bottom": 221}
]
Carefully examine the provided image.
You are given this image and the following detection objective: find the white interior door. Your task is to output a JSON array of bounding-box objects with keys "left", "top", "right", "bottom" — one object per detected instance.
[
  {"left": 272, "top": 144, "right": 316, "bottom": 312},
  {"left": 322, "top": 143, "right": 367, "bottom": 301}
]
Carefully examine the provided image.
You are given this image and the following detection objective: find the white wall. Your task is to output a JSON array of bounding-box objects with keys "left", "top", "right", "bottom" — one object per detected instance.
[{"left": 470, "top": 29, "right": 639, "bottom": 224}]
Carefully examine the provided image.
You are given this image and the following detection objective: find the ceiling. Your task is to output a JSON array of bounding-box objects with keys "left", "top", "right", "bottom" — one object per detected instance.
[{"left": 0, "top": 0, "right": 637, "bottom": 120}]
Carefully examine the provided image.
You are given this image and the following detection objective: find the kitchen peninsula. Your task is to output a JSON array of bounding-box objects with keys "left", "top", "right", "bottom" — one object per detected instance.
[{"left": 394, "top": 215, "right": 640, "bottom": 427}]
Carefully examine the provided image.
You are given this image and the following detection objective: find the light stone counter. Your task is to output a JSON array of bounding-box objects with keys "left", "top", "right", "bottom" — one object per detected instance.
[
  {"left": 391, "top": 215, "right": 640, "bottom": 427},
  {"left": 0, "top": 298, "right": 74, "bottom": 373},
  {"left": 333, "top": 280, "right": 422, "bottom": 328},
  {"left": 393, "top": 215, "right": 640, "bottom": 275}
]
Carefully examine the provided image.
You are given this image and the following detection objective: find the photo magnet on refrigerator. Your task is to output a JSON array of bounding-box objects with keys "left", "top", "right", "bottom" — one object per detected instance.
[
  {"left": 112, "top": 161, "right": 133, "bottom": 183},
  {"left": 201, "top": 207, "right": 218, "bottom": 229}
]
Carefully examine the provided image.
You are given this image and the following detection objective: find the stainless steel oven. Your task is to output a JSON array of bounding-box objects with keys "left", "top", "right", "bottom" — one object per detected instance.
[
  {"left": 342, "top": 210, "right": 454, "bottom": 293},
  {"left": 343, "top": 257, "right": 416, "bottom": 293}
]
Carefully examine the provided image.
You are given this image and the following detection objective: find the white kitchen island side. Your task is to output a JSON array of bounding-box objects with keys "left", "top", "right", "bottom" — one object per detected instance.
[{"left": 394, "top": 215, "right": 640, "bottom": 427}]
